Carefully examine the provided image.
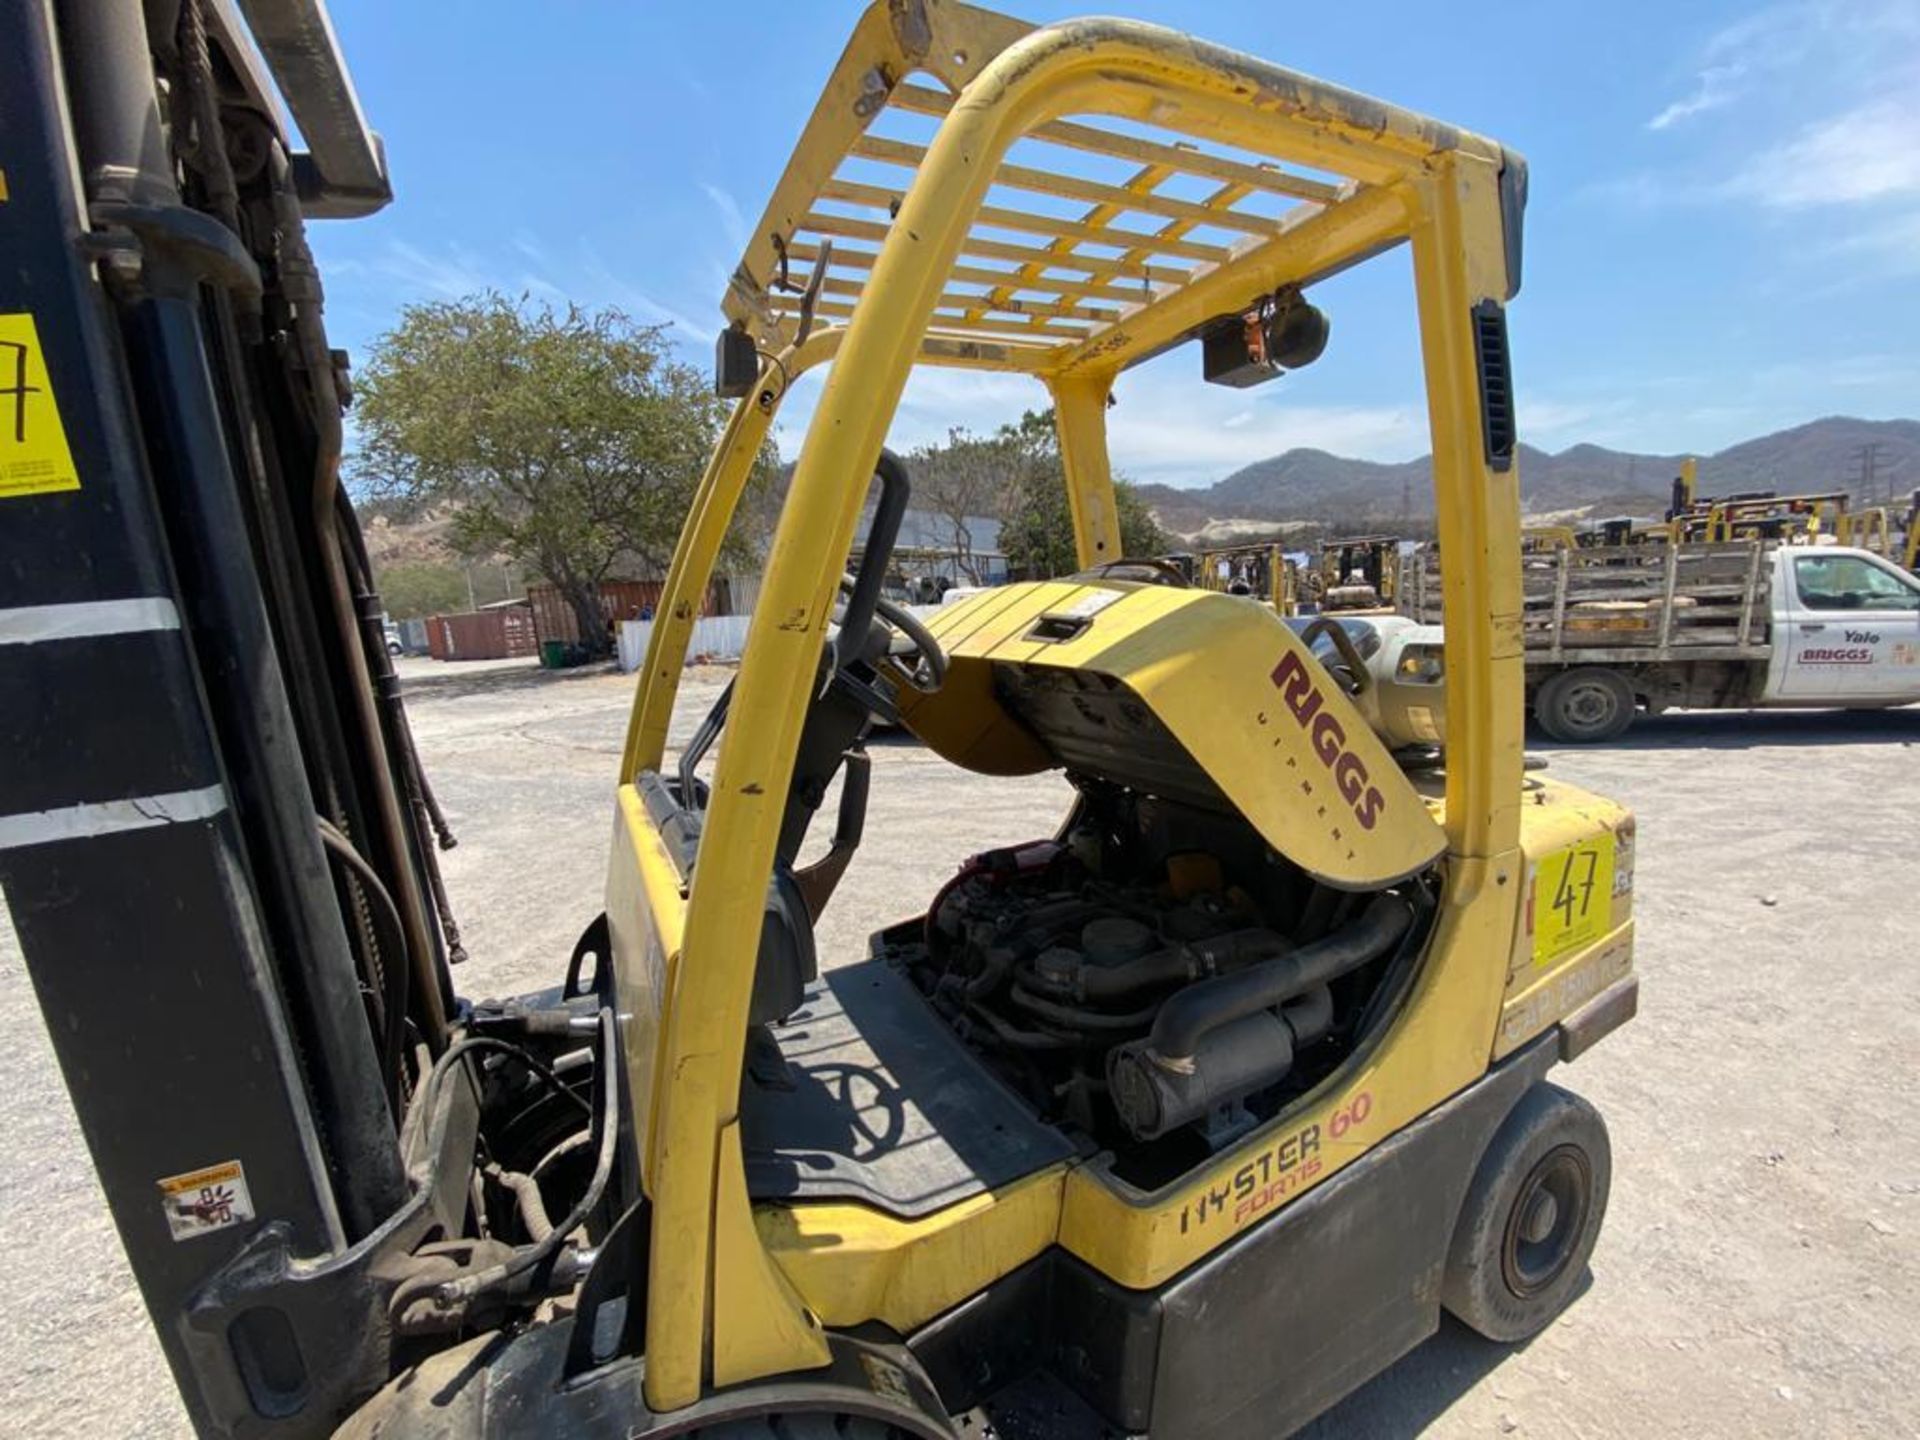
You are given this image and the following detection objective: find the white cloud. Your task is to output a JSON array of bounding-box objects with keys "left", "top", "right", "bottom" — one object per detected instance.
[
  {"left": 1642, "top": 2, "right": 1825, "bottom": 133},
  {"left": 1621, "top": 0, "right": 1920, "bottom": 233},
  {"left": 770, "top": 364, "right": 1050, "bottom": 463},
  {"left": 374, "top": 240, "right": 499, "bottom": 300},
  {"left": 1647, "top": 63, "right": 1744, "bottom": 131},
  {"left": 1521, "top": 399, "right": 1603, "bottom": 440},
  {"left": 577, "top": 243, "right": 709, "bottom": 342},
  {"left": 1105, "top": 381, "right": 1423, "bottom": 485},
  {"left": 1727, "top": 97, "right": 1920, "bottom": 207},
  {"left": 764, "top": 355, "right": 1421, "bottom": 487}
]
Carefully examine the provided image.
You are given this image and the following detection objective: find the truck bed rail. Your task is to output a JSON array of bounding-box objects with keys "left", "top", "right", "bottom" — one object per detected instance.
[{"left": 1407, "top": 539, "right": 1772, "bottom": 662}]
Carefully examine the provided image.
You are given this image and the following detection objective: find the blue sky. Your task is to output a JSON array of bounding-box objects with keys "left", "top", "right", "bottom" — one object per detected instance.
[{"left": 310, "top": 0, "right": 1920, "bottom": 487}]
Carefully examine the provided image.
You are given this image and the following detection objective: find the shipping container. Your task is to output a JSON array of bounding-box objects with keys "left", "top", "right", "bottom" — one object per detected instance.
[
  {"left": 424, "top": 605, "right": 537, "bottom": 661},
  {"left": 526, "top": 578, "right": 735, "bottom": 646}
]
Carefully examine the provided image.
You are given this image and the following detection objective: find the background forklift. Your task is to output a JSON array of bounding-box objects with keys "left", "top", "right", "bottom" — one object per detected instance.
[
  {"left": 1317, "top": 534, "right": 1404, "bottom": 613},
  {"left": 1197, "top": 540, "right": 1300, "bottom": 614},
  {"left": 2, "top": 2, "right": 1638, "bottom": 1437}
]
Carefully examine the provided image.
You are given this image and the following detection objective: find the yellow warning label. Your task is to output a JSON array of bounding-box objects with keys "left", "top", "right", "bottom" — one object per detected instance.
[
  {"left": 1531, "top": 835, "right": 1614, "bottom": 967},
  {"left": 0, "top": 313, "right": 81, "bottom": 498},
  {"left": 157, "top": 1158, "right": 254, "bottom": 1240}
]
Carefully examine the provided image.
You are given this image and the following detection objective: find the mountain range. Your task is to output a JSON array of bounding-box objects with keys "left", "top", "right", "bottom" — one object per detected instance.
[{"left": 1136, "top": 416, "right": 1920, "bottom": 543}]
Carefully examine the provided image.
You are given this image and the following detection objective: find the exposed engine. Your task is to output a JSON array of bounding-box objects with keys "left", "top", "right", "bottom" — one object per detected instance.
[{"left": 897, "top": 787, "right": 1433, "bottom": 1185}]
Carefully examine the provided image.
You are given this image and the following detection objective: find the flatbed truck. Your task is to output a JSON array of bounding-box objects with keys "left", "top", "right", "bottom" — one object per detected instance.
[{"left": 1406, "top": 540, "right": 1920, "bottom": 740}]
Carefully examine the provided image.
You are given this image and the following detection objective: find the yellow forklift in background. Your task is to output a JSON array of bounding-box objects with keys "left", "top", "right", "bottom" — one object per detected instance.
[
  {"left": 1318, "top": 533, "right": 1404, "bottom": 612},
  {"left": 7, "top": 3, "right": 1638, "bottom": 1438},
  {"left": 1522, "top": 525, "right": 1580, "bottom": 554},
  {"left": 1668, "top": 459, "right": 1854, "bottom": 546},
  {"left": 1850, "top": 506, "right": 1895, "bottom": 560},
  {"left": 1198, "top": 540, "right": 1300, "bottom": 614}
]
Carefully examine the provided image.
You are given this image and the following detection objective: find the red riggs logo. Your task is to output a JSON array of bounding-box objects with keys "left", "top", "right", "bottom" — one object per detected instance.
[{"left": 1270, "top": 651, "right": 1386, "bottom": 829}]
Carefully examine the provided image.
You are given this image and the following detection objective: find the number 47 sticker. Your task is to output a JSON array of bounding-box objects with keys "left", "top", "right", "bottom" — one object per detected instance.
[{"left": 1531, "top": 837, "right": 1615, "bottom": 966}]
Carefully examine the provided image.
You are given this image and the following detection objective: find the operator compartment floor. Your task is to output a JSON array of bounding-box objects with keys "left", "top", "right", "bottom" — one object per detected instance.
[{"left": 740, "top": 957, "right": 1076, "bottom": 1219}]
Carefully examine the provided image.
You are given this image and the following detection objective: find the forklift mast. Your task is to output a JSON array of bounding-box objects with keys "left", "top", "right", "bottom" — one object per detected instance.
[{"left": 0, "top": 1, "right": 458, "bottom": 1431}]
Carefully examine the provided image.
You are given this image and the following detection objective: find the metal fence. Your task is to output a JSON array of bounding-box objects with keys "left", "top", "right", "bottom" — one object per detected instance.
[{"left": 616, "top": 596, "right": 945, "bottom": 673}]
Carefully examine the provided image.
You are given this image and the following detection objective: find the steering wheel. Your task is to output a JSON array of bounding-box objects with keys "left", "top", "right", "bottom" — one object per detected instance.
[
  {"left": 835, "top": 574, "right": 948, "bottom": 698},
  {"left": 1298, "top": 616, "right": 1372, "bottom": 698},
  {"left": 679, "top": 451, "right": 947, "bottom": 812}
]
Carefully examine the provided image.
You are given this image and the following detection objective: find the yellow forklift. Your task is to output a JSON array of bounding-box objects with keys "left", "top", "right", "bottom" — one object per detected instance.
[
  {"left": 1198, "top": 540, "right": 1300, "bottom": 614},
  {"left": 1521, "top": 525, "right": 1579, "bottom": 554},
  {"left": 1317, "top": 534, "right": 1403, "bottom": 613},
  {"left": 1850, "top": 506, "right": 1894, "bottom": 560},
  {"left": 1667, "top": 458, "right": 1852, "bottom": 546},
  {"left": 6, "top": 3, "right": 1637, "bottom": 1438}
]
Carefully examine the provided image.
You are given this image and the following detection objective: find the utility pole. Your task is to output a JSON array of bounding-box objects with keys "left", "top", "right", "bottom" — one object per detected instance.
[{"left": 1850, "top": 442, "right": 1888, "bottom": 504}]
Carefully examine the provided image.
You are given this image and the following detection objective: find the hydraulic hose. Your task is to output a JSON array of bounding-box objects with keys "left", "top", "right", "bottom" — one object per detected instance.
[
  {"left": 1147, "top": 894, "right": 1414, "bottom": 1061},
  {"left": 486, "top": 1164, "right": 556, "bottom": 1243},
  {"left": 269, "top": 141, "right": 449, "bottom": 1053},
  {"left": 317, "top": 817, "right": 410, "bottom": 1115},
  {"left": 433, "top": 1008, "right": 616, "bottom": 1306}
]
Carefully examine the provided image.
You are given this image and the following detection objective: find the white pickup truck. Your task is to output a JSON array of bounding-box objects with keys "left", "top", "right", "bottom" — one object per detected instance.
[{"left": 1401, "top": 541, "right": 1920, "bottom": 741}]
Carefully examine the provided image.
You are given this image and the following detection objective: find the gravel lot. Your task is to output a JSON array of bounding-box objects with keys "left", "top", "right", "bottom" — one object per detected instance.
[{"left": 3, "top": 656, "right": 1916, "bottom": 1437}]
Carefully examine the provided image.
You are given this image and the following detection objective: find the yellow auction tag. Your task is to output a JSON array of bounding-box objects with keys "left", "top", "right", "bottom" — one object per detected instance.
[
  {"left": 1531, "top": 836, "right": 1614, "bottom": 966},
  {"left": 0, "top": 312, "right": 81, "bottom": 498}
]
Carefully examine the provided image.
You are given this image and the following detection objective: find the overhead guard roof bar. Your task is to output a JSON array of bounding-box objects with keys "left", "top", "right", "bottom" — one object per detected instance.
[{"left": 723, "top": 0, "right": 1504, "bottom": 381}]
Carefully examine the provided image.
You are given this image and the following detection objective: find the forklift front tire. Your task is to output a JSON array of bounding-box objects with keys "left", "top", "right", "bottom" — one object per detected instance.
[{"left": 1442, "top": 1082, "right": 1612, "bottom": 1343}]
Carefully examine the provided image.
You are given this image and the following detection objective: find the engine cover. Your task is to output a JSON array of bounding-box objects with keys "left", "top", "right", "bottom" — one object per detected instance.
[{"left": 900, "top": 581, "right": 1445, "bottom": 889}]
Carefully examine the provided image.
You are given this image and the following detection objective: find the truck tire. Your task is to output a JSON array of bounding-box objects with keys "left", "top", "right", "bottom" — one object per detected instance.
[
  {"left": 1442, "top": 1083, "right": 1611, "bottom": 1343},
  {"left": 1534, "top": 667, "right": 1635, "bottom": 743}
]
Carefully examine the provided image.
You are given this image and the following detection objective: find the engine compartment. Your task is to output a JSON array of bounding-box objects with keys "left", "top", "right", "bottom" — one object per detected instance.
[{"left": 892, "top": 783, "right": 1435, "bottom": 1189}]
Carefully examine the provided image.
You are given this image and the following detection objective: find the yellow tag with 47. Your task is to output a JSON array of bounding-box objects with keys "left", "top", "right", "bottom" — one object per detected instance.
[{"left": 1531, "top": 836, "right": 1615, "bottom": 966}]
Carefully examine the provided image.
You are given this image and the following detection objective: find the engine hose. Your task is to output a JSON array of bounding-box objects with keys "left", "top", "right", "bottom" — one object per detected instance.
[
  {"left": 965, "top": 1002, "right": 1073, "bottom": 1051},
  {"left": 1010, "top": 984, "right": 1160, "bottom": 1032},
  {"left": 963, "top": 945, "right": 1016, "bottom": 999},
  {"left": 1147, "top": 895, "right": 1414, "bottom": 1062},
  {"left": 1071, "top": 928, "right": 1291, "bottom": 1001},
  {"left": 1072, "top": 947, "right": 1194, "bottom": 999}
]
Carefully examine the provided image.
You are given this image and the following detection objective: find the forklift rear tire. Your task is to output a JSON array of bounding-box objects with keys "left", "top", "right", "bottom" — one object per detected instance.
[
  {"left": 1534, "top": 668, "right": 1635, "bottom": 744},
  {"left": 1442, "top": 1082, "right": 1611, "bottom": 1343}
]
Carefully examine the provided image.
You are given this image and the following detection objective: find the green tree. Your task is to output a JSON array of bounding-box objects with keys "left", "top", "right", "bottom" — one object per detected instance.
[
  {"left": 909, "top": 427, "right": 1020, "bottom": 584},
  {"left": 375, "top": 561, "right": 470, "bottom": 620},
  {"left": 995, "top": 409, "right": 1165, "bottom": 579},
  {"left": 352, "top": 295, "right": 768, "bottom": 656}
]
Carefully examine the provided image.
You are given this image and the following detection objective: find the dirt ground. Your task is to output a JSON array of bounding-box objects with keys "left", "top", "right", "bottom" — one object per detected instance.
[{"left": 3, "top": 655, "right": 1916, "bottom": 1438}]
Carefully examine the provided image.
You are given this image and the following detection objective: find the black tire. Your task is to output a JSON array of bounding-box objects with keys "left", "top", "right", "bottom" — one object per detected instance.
[
  {"left": 1442, "top": 1082, "right": 1611, "bottom": 1343},
  {"left": 690, "top": 1416, "right": 909, "bottom": 1439},
  {"left": 1534, "top": 667, "right": 1635, "bottom": 743}
]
